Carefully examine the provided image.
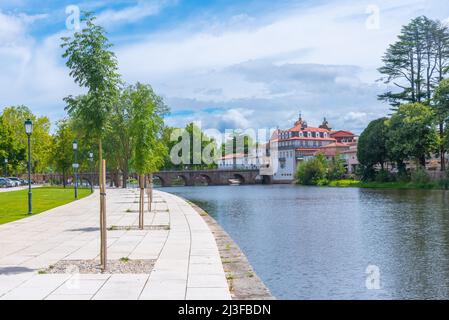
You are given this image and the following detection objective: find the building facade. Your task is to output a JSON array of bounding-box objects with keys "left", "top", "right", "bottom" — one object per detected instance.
[{"left": 268, "top": 115, "right": 358, "bottom": 182}]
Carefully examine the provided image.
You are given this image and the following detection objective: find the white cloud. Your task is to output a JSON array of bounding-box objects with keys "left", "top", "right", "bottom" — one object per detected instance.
[
  {"left": 96, "top": 0, "right": 174, "bottom": 27},
  {"left": 1, "top": 0, "right": 449, "bottom": 132}
]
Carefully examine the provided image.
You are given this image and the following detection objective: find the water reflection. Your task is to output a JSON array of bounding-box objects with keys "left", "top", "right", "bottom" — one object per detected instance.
[{"left": 166, "top": 185, "right": 449, "bottom": 299}]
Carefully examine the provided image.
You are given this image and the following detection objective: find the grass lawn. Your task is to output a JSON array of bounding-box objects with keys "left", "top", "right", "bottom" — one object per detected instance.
[{"left": 0, "top": 187, "right": 92, "bottom": 225}]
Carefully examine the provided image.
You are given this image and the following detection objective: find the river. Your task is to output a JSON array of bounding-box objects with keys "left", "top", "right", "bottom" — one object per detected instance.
[{"left": 165, "top": 184, "right": 449, "bottom": 300}]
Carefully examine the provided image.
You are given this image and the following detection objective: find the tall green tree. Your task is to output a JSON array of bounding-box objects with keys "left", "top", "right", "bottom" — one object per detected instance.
[
  {"left": 357, "top": 117, "right": 390, "bottom": 170},
  {"left": 166, "top": 123, "right": 217, "bottom": 170},
  {"left": 52, "top": 119, "right": 76, "bottom": 187},
  {"left": 387, "top": 103, "right": 439, "bottom": 167},
  {"left": 129, "top": 83, "right": 167, "bottom": 228},
  {"left": 221, "top": 130, "right": 254, "bottom": 156},
  {"left": 1, "top": 106, "right": 52, "bottom": 173},
  {"left": 61, "top": 11, "right": 120, "bottom": 178},
  {"left": 61, "top": 12, "right": 120, "bottom": 269},
  {"left": 378, "top": 16, "right": 449, "bottom": 107},
  {"left": 0, "top": 114, "right": 25, "bottom": 175},
  {"left": 434, "top": 78, "right": 449, "bottom": 170}
]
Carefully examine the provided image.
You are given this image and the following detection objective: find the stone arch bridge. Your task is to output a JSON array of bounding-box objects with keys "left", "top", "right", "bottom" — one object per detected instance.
[
  {"left": 153, "top": 169, "right": 260, "bottom": 187},
  {"left": 27, "top": 169, "right": 261, "bottom": 187}
]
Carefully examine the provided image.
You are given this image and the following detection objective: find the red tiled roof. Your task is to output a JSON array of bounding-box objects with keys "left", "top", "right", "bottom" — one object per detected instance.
[
  {"left": 330, "top": 130, "right": 356, "bottom": 137},
  {"left": 287, "top": 125, "right": 330, "bottom": 133}
]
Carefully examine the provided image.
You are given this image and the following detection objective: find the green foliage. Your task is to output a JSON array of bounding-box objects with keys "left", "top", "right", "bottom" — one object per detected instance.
[
  {"left": 328, "top": 180, "right": 361, "bottom": 187},
  {"left": 327, "top": 154, "right": 346, "bottom": 181},
  {"left": 378, "top": 16, "right": 449, "bottom": 107},
  {"left": 0, "top": 114, "right": 26, "bottom": 175},
  {"left": 295, "top": 154, "right": 328, "bottom": 185},
  {"left": 221, "top": 131, "right": 254, "bottom": 156},
  {"left": 387, "top": 103, "right": 439, "bottom": 166},
  {"left": 374, "top": 169, "right": 394, "bottom": 183},
  {"left": 51, "top": 119, "right": 76, "bottom": 185},
  {"left": 410, "top": 167, "right": 432, "bottom": 188},
  {"left": 61, "top": 12, "right": 120, "bottom": 143},
  {"left": 129, "top": 83, "right": 167, "bottom": 175},
  {"left": 437, "top": 171, "right": 449, "bottom": 189},
  {"left": 357, "top": 118, "right": 389, "bottom": 168},
  {"left": 1, "top": 106, "right": 52, "bottom": 173},
  {"left": 164, "top": 123, "right": 218, "bottom": 170}
]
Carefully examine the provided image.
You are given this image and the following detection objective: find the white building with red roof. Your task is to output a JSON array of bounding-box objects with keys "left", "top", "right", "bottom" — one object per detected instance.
[{"left": 268, "top": 114, "right": 357, "bottom": 182}]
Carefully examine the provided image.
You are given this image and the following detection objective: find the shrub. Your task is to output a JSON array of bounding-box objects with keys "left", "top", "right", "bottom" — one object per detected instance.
[
  {"left": 375, "top": 169, "right": 394, "bottom": 183},
  {"left": 295, "top": 154, "right": 327, "bottom": 185},
  {"left": 328, "top": 154, "right": 346, "bottom": 181},
  {"left": 410, "top": 167, "right": 432, "bottom": 188},
  {"left": 438, "top": 171, "right": 449, "bottom": 190}
]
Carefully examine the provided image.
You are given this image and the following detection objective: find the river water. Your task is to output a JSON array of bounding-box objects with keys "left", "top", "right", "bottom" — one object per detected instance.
[{"left": 165, "top": 184, "right": 449, "bottom": 300}]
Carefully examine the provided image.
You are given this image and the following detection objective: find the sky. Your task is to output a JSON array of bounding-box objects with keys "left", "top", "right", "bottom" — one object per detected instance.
[{"left": 1, "top": 0, "right": 449, "bottom": 134}]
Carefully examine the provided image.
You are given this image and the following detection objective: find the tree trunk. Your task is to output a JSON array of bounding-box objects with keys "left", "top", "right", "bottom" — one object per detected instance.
[
  {"left": 440, "top": 122, "right": 446, "bottom": 171},
  {"left": 62, "top": 168, "right": 66, "bottom": 188},
  {"left": 122, "top": 169, "right": 128, "bottom": 189},
  {"left": 147, "top": 174, "right": 153, "bottom": 212},
  {"left": 139, "top": 174, "right": 145, "bottom": 229},
  {"left": 99, "top": 139, "right": 107, "bottom": 271},
  {"left": 420, "top": 155, "right": 426, "bottom": 168}
]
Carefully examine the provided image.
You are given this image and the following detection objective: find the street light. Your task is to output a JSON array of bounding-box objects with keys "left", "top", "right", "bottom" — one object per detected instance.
[
  {"left": 73, "top": 140, "right": 78, "bottom": 200},
  {"left": 88, "top": 151, "right": 94, "bottom": 193},
  {"left": 24, "top": 119, "right": 33, "bottom": 214}
]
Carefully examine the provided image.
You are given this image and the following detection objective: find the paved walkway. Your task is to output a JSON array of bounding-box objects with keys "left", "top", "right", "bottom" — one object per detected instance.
[{"left": 0, "top": 189, "right": 231, "bottom": 300}]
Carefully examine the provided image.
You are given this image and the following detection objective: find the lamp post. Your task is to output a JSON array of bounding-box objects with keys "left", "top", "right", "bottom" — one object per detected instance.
[
  {"left": 73, "top": 140, "right": 78, "bottom": 200},
  {"left": 3, "top": 158, "right": 7, "bottom": 177},
  {"left": 24, "top": 119, "right": 33, "bottom": 214},
  {"left": 89, "top": 151, "right": 94, "bottom": 193}
]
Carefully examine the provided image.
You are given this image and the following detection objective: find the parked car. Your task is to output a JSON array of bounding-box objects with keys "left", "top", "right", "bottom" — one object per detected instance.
[
  {"left": 7, "top": 177, "right": 21, "bottom": 187},
  {"left": 0, "top": 178, "right": 15, "bottom": 188}
]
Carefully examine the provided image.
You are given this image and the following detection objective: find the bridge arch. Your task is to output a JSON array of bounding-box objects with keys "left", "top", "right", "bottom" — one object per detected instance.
[
  {"left": 152, "top": 174, "right": 166, "bottom": 187},
  {"left": 195, "top": 174, "right": 212, "bottom": 186},
  {"left": 172, "top": 174, "right": 189, "bottom": 186},
  {"left": 233, "top": 173, "right": 246, "bottom": 184}
]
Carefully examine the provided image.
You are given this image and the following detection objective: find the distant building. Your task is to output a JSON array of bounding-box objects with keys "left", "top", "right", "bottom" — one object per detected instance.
[
  {"left": 267, "top": 114, "right": 358, "bottom": 182},
  {"left": 217, "top": 114, "right": 359, "bottom": 182}
]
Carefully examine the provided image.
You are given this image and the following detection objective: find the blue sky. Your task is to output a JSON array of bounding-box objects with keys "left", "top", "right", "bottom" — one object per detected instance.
[{"left": 1, "top": 0, "right": 449, "bottom": 133}]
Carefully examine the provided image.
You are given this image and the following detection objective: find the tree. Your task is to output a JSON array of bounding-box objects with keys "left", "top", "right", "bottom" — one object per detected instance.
[
  {"left": 221, "top": 131, "right": 254, "bottom": 156},
  {"left": 52, "top": 119, "right": 76, "bottom": 187},
  {"left": 61, "top": 12, "right": 120, "bottom": 270},
  {"left": 129, "top": 83, "right": 167, "bottom": 229},
  {"left": 387, "top": 103, "right": 439, "bottom": 167},
  {"left": 0, "top": 114, "right": 26, "bottom": 175},
  {"left": 1, "top": 106, "right": 52, "bottom": 173},
  {"left": 295, "top": 154, "right": 327, "bottom": 185},
  {"left": 378, "top": 16, "right": 449, "bottom": 107},
  {"left": 327, "top": 154, "right": 346, "bottom": 181},
  {"left": 433, "top": 78, "right": 449, "bottom": 170},
  {"left": 166, "top": 123, "right": 218, "bottom": 170},
  {"left": 62, "top": 11, "right": 120, "bottom": 169},
  {"left": 357, "top": 118, "right": 389, "bottom": 170}
]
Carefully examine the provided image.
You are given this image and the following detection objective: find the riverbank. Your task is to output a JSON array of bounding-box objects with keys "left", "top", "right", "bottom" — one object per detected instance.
[
  {"left": 326, "top": 179, "right": 449, "bottom": 190},
  {"left": 187, "top": 201, "right": 274, "bottom": 300}
]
